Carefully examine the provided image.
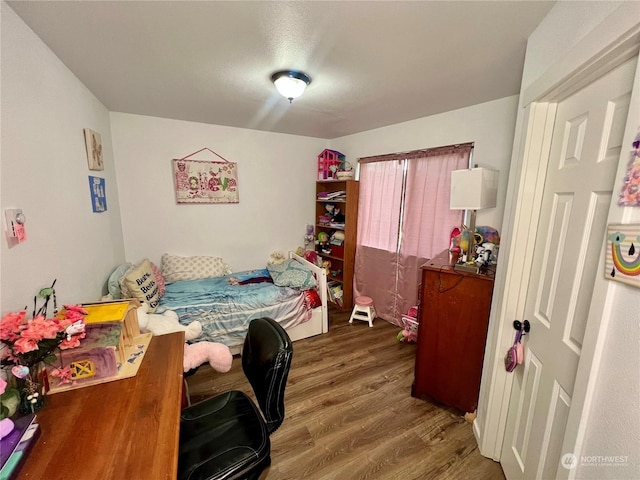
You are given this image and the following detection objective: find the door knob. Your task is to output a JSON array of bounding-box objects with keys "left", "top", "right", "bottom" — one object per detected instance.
[{"left": 513, "top": 320, "right": 530, "bottom": 333}]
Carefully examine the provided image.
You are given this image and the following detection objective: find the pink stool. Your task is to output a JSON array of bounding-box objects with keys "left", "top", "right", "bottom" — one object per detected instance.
[{"left": 349, "top": 296, "right": 376, "bottom": 327}]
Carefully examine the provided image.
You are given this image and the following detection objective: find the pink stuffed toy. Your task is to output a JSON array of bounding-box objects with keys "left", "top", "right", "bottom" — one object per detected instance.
[{"left": 183, "top": 341, "right": 233, "bottom": 373}]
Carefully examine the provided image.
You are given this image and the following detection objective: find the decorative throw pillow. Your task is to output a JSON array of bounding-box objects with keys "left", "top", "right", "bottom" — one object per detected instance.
[
  {"left": 161, "top": 254, "right": 232, "bottom": 283},
  {"left": 149, "top": 261, "right": 166, "bottom": 298},
  {"left": 107, "top": 263, "right": 133, "bottom": 299},
  {"left": 119, "top": 264, "right": 136, "bottom": 299},
  {"left": 123, "top": 259, "right": 161, "bottom": 312},
  {"left": 303, "top": 289, "right": 322, "bottom": 309},
  {"left": 267, "top": 258, "right": 317, "bottom": 290}
]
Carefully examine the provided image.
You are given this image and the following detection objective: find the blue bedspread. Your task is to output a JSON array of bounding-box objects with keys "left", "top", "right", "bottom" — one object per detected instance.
[{"left": 156, "top": 269, "right": 308, "bottom": 347}]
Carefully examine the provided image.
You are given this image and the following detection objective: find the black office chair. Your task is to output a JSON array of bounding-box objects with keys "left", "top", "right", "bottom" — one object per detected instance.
[{"left": 178, "top": 318, "right": 293, "bottom": 480}]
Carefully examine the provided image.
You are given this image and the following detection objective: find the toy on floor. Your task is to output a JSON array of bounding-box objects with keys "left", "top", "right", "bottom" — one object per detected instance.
[
  {"left": 397, "top": 305, "right": 419, "bottom": 343},
  {"left": 137, "top": 303, "right": 202, "bottom": 341},
  {"left": 183, "top": 341, "right": 233, "bottom": 373}
]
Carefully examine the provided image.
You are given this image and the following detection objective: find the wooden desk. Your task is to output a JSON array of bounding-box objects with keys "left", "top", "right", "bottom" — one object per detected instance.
[{"left": 17, "top": 332, "right": 184, "bottom": 480}]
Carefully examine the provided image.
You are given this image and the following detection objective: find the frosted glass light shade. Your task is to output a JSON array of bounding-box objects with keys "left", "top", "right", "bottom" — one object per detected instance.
[
  {"left": 271, "top": 70, "right": 311, "bottom": 102},
  {"left": 450, "top": 167, "right": 498, "bottom": 210}
]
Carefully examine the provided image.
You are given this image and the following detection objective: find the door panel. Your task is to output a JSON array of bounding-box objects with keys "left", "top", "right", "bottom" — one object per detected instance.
[{"left": 501, "top": 57, "right": 636, "bottom": 480}]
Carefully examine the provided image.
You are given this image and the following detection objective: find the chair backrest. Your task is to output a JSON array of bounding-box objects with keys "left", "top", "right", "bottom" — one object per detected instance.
[{"left": 242, "top": 317, "right": 293, "bottom": 434}]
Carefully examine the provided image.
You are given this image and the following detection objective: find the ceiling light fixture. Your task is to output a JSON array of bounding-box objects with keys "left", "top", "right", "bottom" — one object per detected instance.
[{"left": 271, "top": 70, "right": 311, "bottom": 103}]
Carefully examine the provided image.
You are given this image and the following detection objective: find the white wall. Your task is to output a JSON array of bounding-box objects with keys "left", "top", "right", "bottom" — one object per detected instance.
[
  {"left": 110, "top": 113, "right": 326, "bottom": 271},
  {"left": 331, "top": 96, "right": 519, "bottom": 234},
  {"left": 0, "top": 3, "right": 126, "bottom": 312},
  {"left": 520, "top": 1, "right": 624, "bottom": 92}
]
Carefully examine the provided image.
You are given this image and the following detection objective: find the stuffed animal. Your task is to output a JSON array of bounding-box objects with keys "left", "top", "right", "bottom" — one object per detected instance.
[
  {"left": 137, "top": 303, "right": 202, "bottom": 341},
  {"left": 268, "top": 250, "right": 286, "bottom": 265},
  {"left": 322, "top": 260, "right": 331, "bottom": 276},
  {"left": 304, "top": 224, "right": 315, "bottom": 251},
  {"left": 183, "top": 341, "right": 233, "bottom": 373}
]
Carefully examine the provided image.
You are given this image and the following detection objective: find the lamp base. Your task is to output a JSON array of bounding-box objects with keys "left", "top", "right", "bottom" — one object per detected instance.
[{"left": 454, "top": 262, "right": 480, "bottom": 274}]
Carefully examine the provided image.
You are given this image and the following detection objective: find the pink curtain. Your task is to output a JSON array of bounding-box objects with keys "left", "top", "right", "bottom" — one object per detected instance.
[
  {"left": 396, "top": 151, "right": 467, "bottom": 319},
  {"left": 354, "top": 161, "right": 404, "bottom": 323},
  {"left": 354, "top": 148, "right": 468, "bottom": 326}
]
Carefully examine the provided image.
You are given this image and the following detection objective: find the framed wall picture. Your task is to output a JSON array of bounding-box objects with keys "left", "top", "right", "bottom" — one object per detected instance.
[
  {"left": 89, "top": 176, "right": 107, "bottom": 213},
  {"left": 605, "top": 223, "right": 640, "bottom": 289},
  {"left": 172, "top": 156, "right": 239, "bottom": 204},
  {"left": 84, "top": 128, "right": 104, "bottom": 171}
]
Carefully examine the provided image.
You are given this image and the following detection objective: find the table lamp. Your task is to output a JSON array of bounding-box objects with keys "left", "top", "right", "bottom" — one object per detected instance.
[{"left": 450, "top": 167, "right": 498, "bottom": 273}]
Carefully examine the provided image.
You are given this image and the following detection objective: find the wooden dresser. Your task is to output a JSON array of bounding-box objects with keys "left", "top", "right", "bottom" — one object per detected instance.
[{"left": 412, "top": 250, "right": 495, "bottom": 413}]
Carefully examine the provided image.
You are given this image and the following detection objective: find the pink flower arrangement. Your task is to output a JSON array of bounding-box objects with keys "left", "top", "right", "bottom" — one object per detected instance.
[{"left": 0, "top": 285, "right": 87, "bottom": 375}]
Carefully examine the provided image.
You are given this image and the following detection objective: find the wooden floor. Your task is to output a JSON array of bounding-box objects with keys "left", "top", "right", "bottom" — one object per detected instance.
[{"left": 185, "top": 307, "right": 505, "bottom": 480}]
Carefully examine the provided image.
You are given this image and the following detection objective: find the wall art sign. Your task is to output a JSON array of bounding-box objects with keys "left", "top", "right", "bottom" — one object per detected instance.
[
  {"left": 618, "top": 128, "right": 640, "bottom": 207},
  {"left": 605, "top": 223, "right": 640, "bottom": 289},
  {"left": 172, "top": 148, "right": 239, "bottom": 204},
  {"left": 84, "top": 128, "right": 104, "bottom": 171},
  {"left": 89, "top": 176, "right": 107, "bottom": 213}
]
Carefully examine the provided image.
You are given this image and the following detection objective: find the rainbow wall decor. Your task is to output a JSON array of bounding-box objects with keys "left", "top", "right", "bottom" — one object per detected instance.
[{"left": 606, "top": 224, "right": 640, "bottom": 289}]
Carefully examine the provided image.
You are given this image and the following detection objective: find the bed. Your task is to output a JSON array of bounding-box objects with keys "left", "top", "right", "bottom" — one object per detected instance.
[{"left": 154, "top": 252, "right": 328, "bottom": 352}]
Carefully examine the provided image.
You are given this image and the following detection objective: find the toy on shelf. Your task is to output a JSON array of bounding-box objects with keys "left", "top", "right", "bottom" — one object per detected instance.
[
  {"left": 317, "top": 231, "right": 331, "bottom": 255},
  {"left": 317, "top": 149, "right": 345, "bottom": 180},
  {"left": 322, "top": 260, "right": 331, "bottom": 276},
  {"left": 330, "top": 231, "right": 345, "bottom": 246},
  {"left": 397, "top": 305, "right": 420, "bottom": 343}
]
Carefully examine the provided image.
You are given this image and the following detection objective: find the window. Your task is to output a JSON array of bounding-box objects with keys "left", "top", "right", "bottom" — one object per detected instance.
[{"left": 355, "top": 143, "right": 471, "bottom": 324}]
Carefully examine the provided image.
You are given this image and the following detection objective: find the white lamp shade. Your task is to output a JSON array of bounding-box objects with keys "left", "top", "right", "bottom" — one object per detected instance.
[{"left": 450, "top": 167, "right": 498, "bottom": 210}]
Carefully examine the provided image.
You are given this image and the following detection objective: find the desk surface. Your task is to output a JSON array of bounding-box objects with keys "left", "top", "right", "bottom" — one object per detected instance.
[{"left": 17, "top": 332, "right": 184, "bottom": 480}]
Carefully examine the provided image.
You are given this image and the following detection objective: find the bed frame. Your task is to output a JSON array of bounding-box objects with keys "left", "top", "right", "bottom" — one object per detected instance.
[
  {"left": 286, "top": 251, "right": 329, "bottom": 342},
  {"left": 227, "top": 251, "right": 328, "bottom": 355}
]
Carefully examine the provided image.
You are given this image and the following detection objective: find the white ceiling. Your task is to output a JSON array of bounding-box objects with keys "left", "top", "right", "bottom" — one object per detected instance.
[{"left": 7, "top": 1, "right": 556, "bottom": 139}]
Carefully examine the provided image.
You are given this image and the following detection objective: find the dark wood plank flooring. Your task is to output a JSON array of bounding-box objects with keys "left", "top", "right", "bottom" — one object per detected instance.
[{"left": 185, "top": 307, "right": 505, "bottom": 480}]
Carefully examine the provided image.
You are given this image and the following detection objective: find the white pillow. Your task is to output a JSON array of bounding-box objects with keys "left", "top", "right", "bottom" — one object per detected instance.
[
  {"left": 123, "top": 259, "right": 161, "bottom": 311},
  {"left": 161, "top": 254, "right": 232, "bottom": 283}
]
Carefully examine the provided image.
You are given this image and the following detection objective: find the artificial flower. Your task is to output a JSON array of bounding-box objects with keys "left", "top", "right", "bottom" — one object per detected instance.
[{"left": 1, "top": 284, "right": 87, "bottom": 376}]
